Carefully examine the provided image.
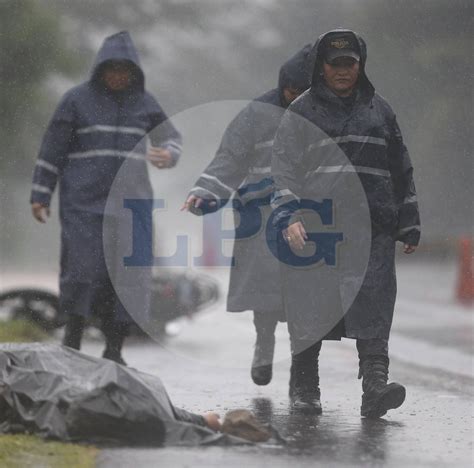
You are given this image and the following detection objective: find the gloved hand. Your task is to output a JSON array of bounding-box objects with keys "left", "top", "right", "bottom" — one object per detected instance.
[{"left": 181, "top": 194, "right": 218, "bottom": 216}]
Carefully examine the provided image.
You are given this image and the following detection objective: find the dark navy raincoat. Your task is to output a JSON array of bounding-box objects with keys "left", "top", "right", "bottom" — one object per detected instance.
[
  {"left": 271, "top": 29, "right": 421, "bottom": 344},
  {"left": 31, "top": 32, "right": 182, "bottom": 323},
  {"left": 188, "top": 45, "right": 311, "bottom": 313}
]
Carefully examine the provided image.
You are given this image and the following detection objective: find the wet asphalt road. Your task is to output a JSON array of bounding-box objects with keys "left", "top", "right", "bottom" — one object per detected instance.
[
  {"left": 76, "top": 260, "right": 473, "bottom": 468},
  {"left": 88, "top": 338, "right": 472, "bottom": 468}
]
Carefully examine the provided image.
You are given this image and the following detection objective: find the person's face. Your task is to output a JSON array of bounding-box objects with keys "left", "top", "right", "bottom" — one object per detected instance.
[
  {"left": 283, "top": 87, "right": 304, "bottom": 105},
  {"left": 322, "top": 57, "right": 360, "bottom": 97},
  {"left": 102, "top": 63, "right": 132, "bottom": 91}
]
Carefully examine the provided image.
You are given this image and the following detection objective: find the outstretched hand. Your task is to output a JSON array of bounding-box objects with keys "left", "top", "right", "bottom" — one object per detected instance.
[
  {"left": 181, "top": 194, "right": 217, "bottom": 212},
  {"left": 403, "top": 244, "right": 417, "bottom": 254}
]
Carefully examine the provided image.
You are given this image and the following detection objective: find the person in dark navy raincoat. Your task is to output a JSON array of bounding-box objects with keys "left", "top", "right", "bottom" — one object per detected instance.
[
  {"left": 271, "top": 29, "right": 421, "bottom": 417},
  {"left": 182, "top": 45, "right": 312, "bottom": 386},
  {"left": 30, "top": 31, "right": 182, "bottom": 364}
]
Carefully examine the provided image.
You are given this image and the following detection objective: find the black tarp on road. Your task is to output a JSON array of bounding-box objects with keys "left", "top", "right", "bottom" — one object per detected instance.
[{"left": 0, "top": 343, "right": 245, "bottom": 446}]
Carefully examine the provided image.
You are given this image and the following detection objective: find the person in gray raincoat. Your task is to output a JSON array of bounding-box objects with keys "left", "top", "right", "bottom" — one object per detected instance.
[
  {"left": 271, "top": 29, "right": 420, "bottom": 417},
  {"left": 182, "top": 45, "right": 312, "bottom": 385},
  {"left": 30, "top": 31, "right": 182, "bottom": 364}
]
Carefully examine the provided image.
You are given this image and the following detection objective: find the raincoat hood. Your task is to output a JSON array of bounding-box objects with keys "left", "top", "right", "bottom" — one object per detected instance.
[
  {"left": 91, "top": 31, "right": 144, "bottom": 90},
  {"left": 278, "top": 44, "right": 312, "bottom": 94},
  {"left": 310, "top": 29, "right": 374, "bottom": 101}
]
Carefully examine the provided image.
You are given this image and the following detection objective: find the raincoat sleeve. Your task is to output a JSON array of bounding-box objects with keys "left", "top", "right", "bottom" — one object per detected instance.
[
  {"left": 147, "top": 93, "right": 183, "bottom": 167},
  {"left": 386, "top": 115, "right": 421, "bottom": 246},
  {"left": 187, "top": 105, "right": 255, "bottom": 215},
  {"left": 270, "top": 108, "right": 306, "bottom": 231},
  {"left": 30, "top": 93, "right": 75, "bottom": 207},
  {"left": 172, "top": 405, "right": 207, "bottom": 427}
]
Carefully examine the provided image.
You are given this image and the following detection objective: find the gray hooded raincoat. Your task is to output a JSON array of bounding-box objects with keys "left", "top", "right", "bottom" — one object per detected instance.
[{"left": 189, "top": 45, "right": 312, "bottom": 313}]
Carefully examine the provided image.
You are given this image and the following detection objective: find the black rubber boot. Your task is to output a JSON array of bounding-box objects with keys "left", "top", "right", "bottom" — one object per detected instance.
[
  {"left": 251, "top": 311, "right": 278, "bottom": 386},
  {"left": 62, "top": 314, "right": 86, "bottom": 350},
  {"left": 102, "top": 320, "right": 129, "bottom": 366},
  {"left": 289, "top": 341, "right": 322, "bottom": 414},
  {"left": 359, "top": 356, "right": 406, "bottom": 418}
]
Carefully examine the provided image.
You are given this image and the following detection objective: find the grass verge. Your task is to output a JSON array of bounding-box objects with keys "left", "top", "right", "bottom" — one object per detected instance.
[
  {"left": 0, "top": 323, "right": 98, "bottom": 466},
  {"left": 0, "top": 434, "right": 98, "bottom": 468},
  {"left": 0, "top": 320, "right": 48, "bottom": 343}
]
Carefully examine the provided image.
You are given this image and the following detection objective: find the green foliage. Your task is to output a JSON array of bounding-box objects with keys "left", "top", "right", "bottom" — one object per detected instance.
[
  {"left": 0, "top": 0, "right": 471, "bottom": 242},
  {"left": 0, "top": 434, "right": 97, "bottom": 468},
  {"left": 354, "top": 0, "right": 473, "bottom": 234},
  {"left": 0, "top": 0, "right": 78, "bottom": 174},
  {"left": 0, "top": 320, "right": 48, "bottom": 343}
]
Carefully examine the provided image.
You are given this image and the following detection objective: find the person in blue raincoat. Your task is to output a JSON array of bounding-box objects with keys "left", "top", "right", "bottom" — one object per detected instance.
[
  {"left": 271, "top": 29, "right": 420, "bottom": 417},
  {"left": 30, "top": 31, "right": 182, "bottom": 364},
  {"left": 182, "top": 45, "right": 312, "bottom": 386}
]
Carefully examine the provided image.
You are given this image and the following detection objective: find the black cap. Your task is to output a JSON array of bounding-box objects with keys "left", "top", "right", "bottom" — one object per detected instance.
[{"left": 322, "top": 32, "right": 360, "bottom": 63}]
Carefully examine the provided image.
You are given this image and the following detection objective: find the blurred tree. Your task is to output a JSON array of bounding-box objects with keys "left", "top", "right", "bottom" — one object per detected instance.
[
  {"left": 0, "top": 0, "right": 78, "bottom": 176},
  {"left": 1, "top": 0, "right": 470, "bottom": 264},
  {"left": 44, "top": 0, "right": 351, "bottom": 112},
  {"left": 353, "top": 0, "right": 473, "bottom": 236},
  {"left": 0, "top": 0, "right": 79, "bottom": 266}
]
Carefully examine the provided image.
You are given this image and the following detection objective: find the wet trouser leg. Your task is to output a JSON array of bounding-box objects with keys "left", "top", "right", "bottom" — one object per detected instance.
[
  {"left": 357, "top": 338, "right": 388, "bottom": 363},
  {"left": 62, "top": 314, "right": 86, "bottom": 350},
  {"left": 99, "top": 284, "right": 129, "bottom": 365},
  {"left": 251, "top": 310, "right": 280, "bottom": 385},
  {"left": 357, "top": 337, "right": 405, "bottom": 418},
  {"left": 288, "top": 339, "right": 323, "bottom": 413},
  {"left": 101, "top": 312, "right": 130, "bottom": 365},
  {"left": 286, "top": 315, "right": 323, "bottom": 396},
  {"left": 289, "top": 340, "right": 322, "bottom": 398},
  {"left": 356, "top": 337, "right": 389, "bottom": 389},
  {"left": 253, "top": 310, "right": 279, "bottom": 363}
]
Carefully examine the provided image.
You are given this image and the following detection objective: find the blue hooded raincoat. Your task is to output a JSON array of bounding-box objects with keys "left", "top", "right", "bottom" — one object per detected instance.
[{"left": 30, "top": 32, "right": 182, "bottom": 323}]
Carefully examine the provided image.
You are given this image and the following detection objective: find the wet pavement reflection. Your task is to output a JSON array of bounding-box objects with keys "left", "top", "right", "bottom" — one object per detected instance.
[
  {"left": 249, "top": 396, "right": 404, "bottom": 465},
  {"left": 87, "top": 337, "right": 471, "bottom": 468},
  {"left": 84, "top": 262, "right": 472, "bottom": 468}
]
